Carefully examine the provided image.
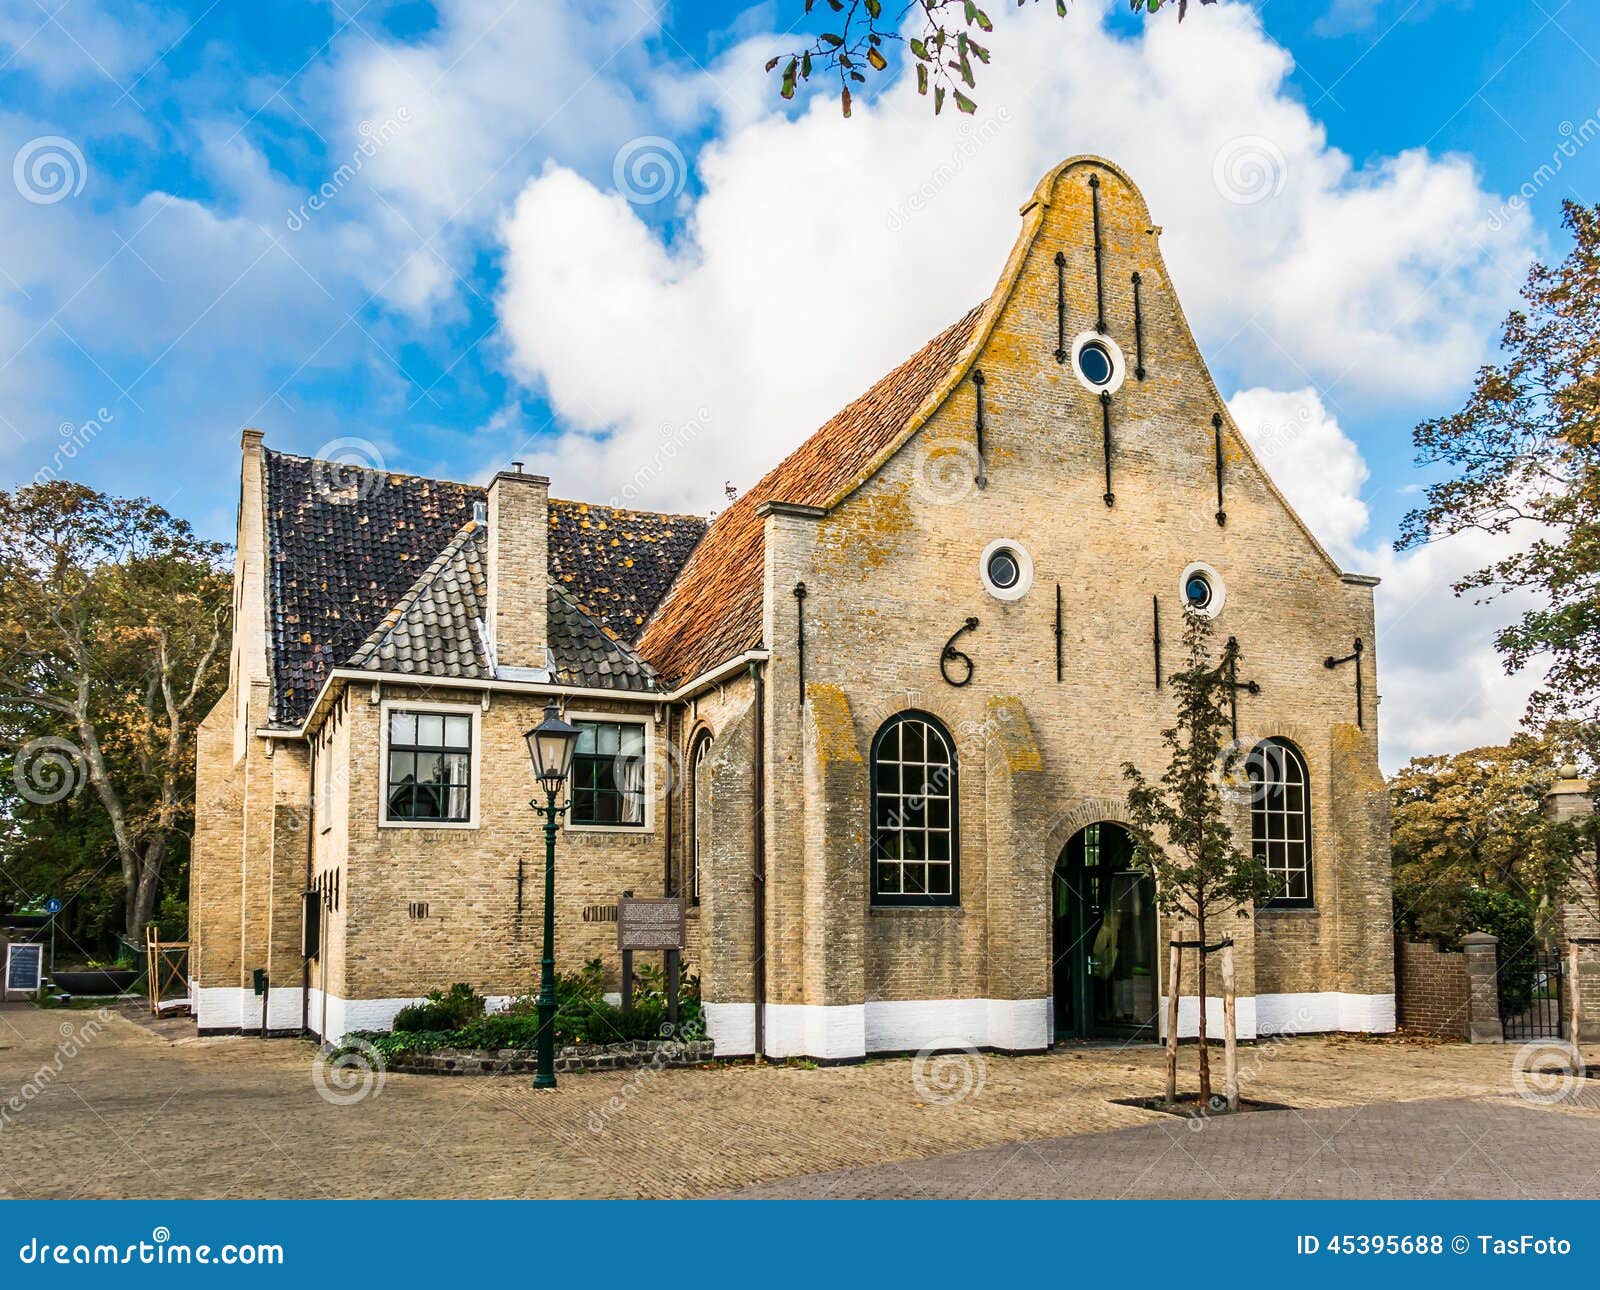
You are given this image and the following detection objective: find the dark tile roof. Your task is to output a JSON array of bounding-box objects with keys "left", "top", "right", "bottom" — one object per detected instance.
[
  {"left": 637, "top": 305, "right": 984, "bottom": 685},
  {"left": 347, "top": 522, "right": 656, "bottom": 693},
  {"left": 262, "top": 452, "right": 697, "bottom": 723}
]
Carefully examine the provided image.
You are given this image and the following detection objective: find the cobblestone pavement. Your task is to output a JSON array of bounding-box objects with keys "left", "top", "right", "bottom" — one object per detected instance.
[{"left": 1, "top": 1003, "right": 1596, "bottom": 1199}]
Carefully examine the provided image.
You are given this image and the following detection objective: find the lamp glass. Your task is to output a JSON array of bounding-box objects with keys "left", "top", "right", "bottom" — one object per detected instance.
[{"left": 525, "top": 702, "right": 579, "bottom": 788}]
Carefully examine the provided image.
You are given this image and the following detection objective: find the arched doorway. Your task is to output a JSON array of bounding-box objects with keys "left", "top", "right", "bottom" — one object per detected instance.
[{"left": 1052, "top": 822, "right": 1158, "bottom": 1041}]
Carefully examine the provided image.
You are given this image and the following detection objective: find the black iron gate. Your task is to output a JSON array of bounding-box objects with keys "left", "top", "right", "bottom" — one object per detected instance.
[{"left": 1501, "top": 948, "right": 1565, "bottom": 1041}]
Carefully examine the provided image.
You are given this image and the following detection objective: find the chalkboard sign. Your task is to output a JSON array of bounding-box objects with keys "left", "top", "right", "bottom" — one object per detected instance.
[
  {"left": 617, "top": 896, "right": 685, "bottom": 952},
  {"left": 6, "top": 942, "right": 43, "bottom": 994}
]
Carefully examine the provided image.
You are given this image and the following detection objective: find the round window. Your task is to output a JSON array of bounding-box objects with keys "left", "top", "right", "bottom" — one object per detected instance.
[
  {"left": 980, "top": 539, "right": 1033, "bottom": 601},
  {"left": 1178, "top": 562, "right": 1226, "bottom": 618},
  {"left": 986, "top": 548, "right": 1021, "bottom": 591},
  {"left": 1077, "top": 340, "right": 1114, "bottom": 386}
]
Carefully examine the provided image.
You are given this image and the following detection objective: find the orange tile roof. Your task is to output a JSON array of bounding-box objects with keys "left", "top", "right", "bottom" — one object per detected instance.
[{"left": 637, "top": 304, "right": 984, "bottom": 685}]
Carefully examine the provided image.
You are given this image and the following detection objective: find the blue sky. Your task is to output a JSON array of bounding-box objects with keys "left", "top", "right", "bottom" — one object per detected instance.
[{"left": 1, "top": 0, "right": 1596, "bottom": 763}]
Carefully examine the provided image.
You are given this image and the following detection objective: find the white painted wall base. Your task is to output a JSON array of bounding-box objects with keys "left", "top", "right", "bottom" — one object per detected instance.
[
  {"left": 705, "top": 998, "right": 1051, "bottom": 1059},
  {"left": 194, "top": 984, "right": 304, "bottom": 1032},
  {"left": 706, "top": 991, "right": 1393, "bottom": 1058},
  {"left": 1256, "top": 991, "right": 1395, "bottom": 1036}
]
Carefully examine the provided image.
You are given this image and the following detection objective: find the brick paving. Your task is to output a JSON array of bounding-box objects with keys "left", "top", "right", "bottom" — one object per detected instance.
[{"left": 1, "top": 1002, "right": 1596, "bottom": 1199}]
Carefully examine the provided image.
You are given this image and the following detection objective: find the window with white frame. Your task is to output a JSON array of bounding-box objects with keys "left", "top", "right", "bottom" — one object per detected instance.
[
  {"left": 1247, "top": 738, "right": 1312, "bottom": 905},
  {"left": 386, "top": 710, "right": 472, "bottom": 823},
  {"left": 570, "top": 719, "right": 646, "bottom": 827},
  {"left": 689, "top": 731, "right": 712, "bottom": 900}
]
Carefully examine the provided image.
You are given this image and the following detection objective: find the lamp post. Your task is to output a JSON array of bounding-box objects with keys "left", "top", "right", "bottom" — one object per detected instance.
[{"left": 524, "top": 700, "right": 580, "bottom": 1090}]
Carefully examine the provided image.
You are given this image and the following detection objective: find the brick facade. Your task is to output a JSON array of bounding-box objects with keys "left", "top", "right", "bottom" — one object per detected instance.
[
  {"left": 1394, "top": 937, "right": 1470, "bottom": 1041},
  {"left": 190, "top": 155, "right": 1395, "bottom": 1055}
]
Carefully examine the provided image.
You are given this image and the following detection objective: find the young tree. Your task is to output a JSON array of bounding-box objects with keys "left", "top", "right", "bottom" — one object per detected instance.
[
  {"left": 1123, "top": 609, "right": 1276, "bottom": 1105},
  {"left": 1399, "top": 201, "right": 1600, "bottom": 736},
  {"left": 0, "top": 482, "right": 230, "bottom": 943},
  {"left": 767, "top": 0, "right": 1212, "bottom": 117}
]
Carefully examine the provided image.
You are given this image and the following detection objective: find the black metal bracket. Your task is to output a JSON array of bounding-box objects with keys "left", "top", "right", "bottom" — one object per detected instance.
[
  {"left": 1223, "top": 635, "right": 1260, "bottom": 742},
  {"left": 1323, "top": 636, "right": 1364, "bottom": 729},
  {"left": 1053, "top": 251, "right": 1067, "bottom": 363},
  {"left": 1132, "top": 271, "right": 1146, "bottom": 381},
  {"left": 1171, "top": 937, "right": 1234, "bottom": 954},
  {"left": 973, "top": 369, "right": 988, "bottom": 490},
  {"left": 1152, "top": 594, "right": 1162, "bottom": 690},
  {"left": 1089, "top": 173, "right": 1106, "bottom": 335},
  {"left": 1055, "top": 584, "right": 1064, "bottom": 683},
  {"left": 941, "top": 616, "right": 979, "bottom": 688},
  {"left": 1213, "top": 413, "right": 1227, "bottom": 527},
  {"left": 794, "top": 582, "right": 807, "bottom": 710},
  {"left": 1100, "top": 390, "right": 1114, "bottom": 507}
]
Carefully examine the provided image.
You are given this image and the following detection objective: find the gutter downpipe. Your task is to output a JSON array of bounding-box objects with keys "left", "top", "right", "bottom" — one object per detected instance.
[
  {"left": 302, "top": 738, "right": 315, "bottom": 1037},
  {"left": 750, "top": 659, "right": 767, "bottom": 1061}
]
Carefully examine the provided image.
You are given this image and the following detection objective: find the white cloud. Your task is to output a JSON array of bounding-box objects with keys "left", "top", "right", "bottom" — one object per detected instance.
[
  {"left": 493, "top": 1, "right": 1532, "bottom": 518},
  {"left": 1228, "top": 386, "right": 1369, "bottom": 563},
  {"left": 0, "top": 1, "right": 175, "bottom": 90},
  {"left": 1229, "top": 384, "right": 1540, "bottom": 768}
]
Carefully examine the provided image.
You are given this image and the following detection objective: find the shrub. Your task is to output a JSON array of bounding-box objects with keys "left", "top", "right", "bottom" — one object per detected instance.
[{"left": 392, "top": 982, "right": 485, "bottom": 1033}]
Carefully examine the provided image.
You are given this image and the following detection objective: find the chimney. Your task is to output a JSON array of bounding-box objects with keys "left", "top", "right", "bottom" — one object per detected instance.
[{"left": 485, "top": 466, "right": 550, "bottom": 675}]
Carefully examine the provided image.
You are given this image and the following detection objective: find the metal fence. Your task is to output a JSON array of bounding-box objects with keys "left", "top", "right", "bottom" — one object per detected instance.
[{"left": 1501, "top": 949, "right": 1564, "bottom": 1041}]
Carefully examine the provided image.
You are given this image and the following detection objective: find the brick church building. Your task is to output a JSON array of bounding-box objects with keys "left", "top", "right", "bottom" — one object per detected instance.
[{"left": 191, "top": 155, "right": 1395, "bottom": 1057}]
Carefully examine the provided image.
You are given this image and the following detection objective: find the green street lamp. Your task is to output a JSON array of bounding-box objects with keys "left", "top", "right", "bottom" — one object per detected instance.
[{"left": 524, "top": 700, "right": 580, "bottom": 1090}]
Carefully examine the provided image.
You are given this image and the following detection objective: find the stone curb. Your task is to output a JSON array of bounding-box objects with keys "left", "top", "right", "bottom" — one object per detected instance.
[{"left": 386, "top": 1037, "right": 715, "bottom": 1076}]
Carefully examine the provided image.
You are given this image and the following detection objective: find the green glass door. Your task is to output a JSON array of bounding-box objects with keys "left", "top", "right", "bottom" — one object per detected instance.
[{"left": 1052, "top": 823, "right": 1158, "bottom": 1040}]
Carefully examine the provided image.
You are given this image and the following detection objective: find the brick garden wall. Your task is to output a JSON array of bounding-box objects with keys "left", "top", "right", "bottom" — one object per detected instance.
[{"left": 1395, "top": 937, "right": 1469, "bottom": 1040}]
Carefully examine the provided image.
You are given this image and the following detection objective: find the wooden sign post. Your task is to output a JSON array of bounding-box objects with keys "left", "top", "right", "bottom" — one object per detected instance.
[{"left": 617, "top": 896, "right": 686, "bottom": 1024}]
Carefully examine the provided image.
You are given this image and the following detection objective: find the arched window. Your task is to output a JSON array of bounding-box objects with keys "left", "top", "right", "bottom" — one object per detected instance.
[
  {"left": 871, "top": 711, "right": 959, "bottom": 907},
  {"left": 1247, "top": 739, "right": 1312, "bottom": 906},
  {"left": 688, "top": 730, "right": 713, "bottom": 903}
]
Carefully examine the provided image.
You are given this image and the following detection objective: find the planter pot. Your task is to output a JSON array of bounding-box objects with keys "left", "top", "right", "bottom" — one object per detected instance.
[{"left": 51, "top": 969, "right": 138, "bottom": 995}]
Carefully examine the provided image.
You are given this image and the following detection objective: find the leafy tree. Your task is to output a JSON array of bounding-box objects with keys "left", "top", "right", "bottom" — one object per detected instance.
[
  {"left": 1123, "top": 609, "right": 1276, "bottom": 1105},
  {"left": 768, "top": 0, "right": 1212, "bottom": 117},
  {"left": 0, "top": 482, "right": 230, "bottom": 945},
  {"left": 1399, "top": 201, "right": 1600, "bottom": 736},
  {"left": 1390, "top": 735, "right": 1577, "bottom": 941}
]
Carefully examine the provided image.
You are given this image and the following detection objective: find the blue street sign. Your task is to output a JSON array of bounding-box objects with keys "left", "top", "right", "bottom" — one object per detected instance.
[{"left": 43, "top": 898, "right": 61, "bottom": 914}]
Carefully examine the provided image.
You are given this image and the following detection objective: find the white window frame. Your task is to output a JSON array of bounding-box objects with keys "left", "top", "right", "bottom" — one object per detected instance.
[
  {"left": 377, "top": 698, "right": 481, "bottom": 831},
  {"left": 563, "top": 709, "right": 655, "bottom": 834}
]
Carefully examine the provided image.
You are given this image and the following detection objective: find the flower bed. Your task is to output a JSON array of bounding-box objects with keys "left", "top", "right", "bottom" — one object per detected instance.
[{"left": 382, "top": 1036, "right": 714, "bottom": 1076}]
